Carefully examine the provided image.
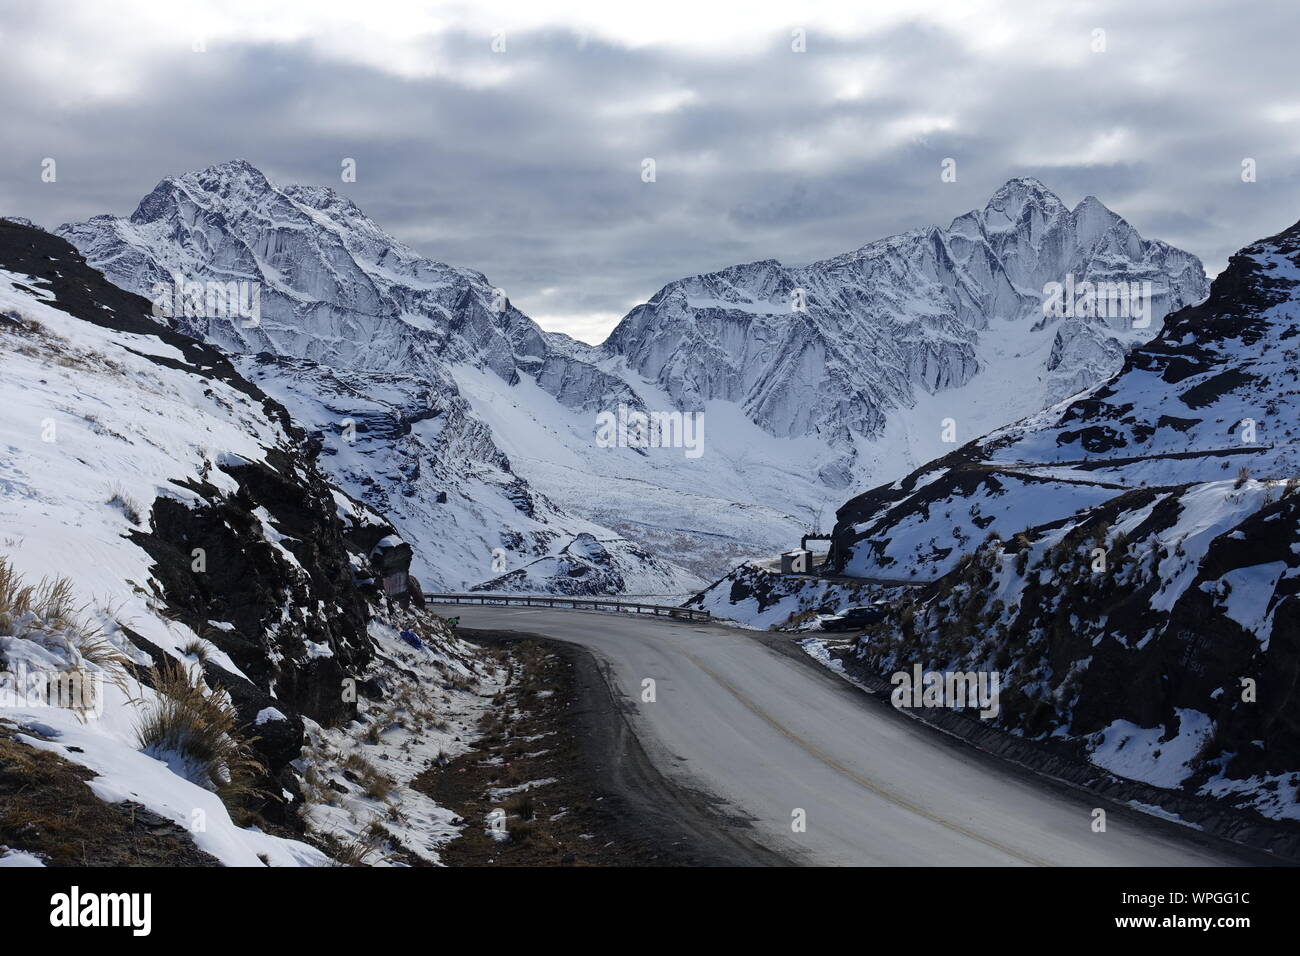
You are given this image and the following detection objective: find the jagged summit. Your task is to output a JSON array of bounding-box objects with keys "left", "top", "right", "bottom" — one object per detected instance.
[
  {"left": 130, "top": 159, "right": 272, "bottom": 224},
  {"left": 977, "top": 175, "right": 1071, "bottom": 225},
  {"left": 602, "top": 176, "right": 1209, "bottom": 456}
]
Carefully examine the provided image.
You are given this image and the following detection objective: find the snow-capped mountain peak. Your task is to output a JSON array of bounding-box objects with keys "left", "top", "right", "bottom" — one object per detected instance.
[
  {"left": 601, "top": 177, "right": 1208, "bottom": 460},
  {"left": 971, "top": 175, "right": 1070, "bottom": 234},
  {"left": 58, "top": 161, "right": 704, "bottom": 594},
  {"left": 59, "top": 168, "right": 1208, "bottom": 586}
]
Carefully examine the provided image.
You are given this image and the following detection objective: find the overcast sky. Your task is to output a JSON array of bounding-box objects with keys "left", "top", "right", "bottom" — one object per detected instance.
[{"left": 3, "top": 0, "right": 1298, "bottom": 343}]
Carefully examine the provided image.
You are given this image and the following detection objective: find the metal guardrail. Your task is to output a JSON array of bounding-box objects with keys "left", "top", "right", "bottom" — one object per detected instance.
[{"left": 423, "top": 593, "right": 711, "bottom": 621}]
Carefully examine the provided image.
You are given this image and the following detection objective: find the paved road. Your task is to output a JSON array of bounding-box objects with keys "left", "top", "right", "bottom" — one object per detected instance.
[{"left": 449, "top": 606, "right": 1248, "bottom": 866}]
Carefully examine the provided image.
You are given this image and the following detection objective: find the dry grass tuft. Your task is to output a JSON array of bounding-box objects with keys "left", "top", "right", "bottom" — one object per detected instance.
[
  {"left": 105, "top": 485, "right": 143, "bottom": 525},
  {"left": 132, "top": 658, "right": 264, "bottom": 808},
  {"left": 180, "top": 638, "right": 212, "bottom": 664},
  {"left": 0, "top": 558, "right": 77, "bottom": 630},
  {"left": 0, "top": 556, "right": 130, "bottom": 692},
  {"left": 342, "top": 752, "right": 397, "bottom": 802},
  {"left": 312, "top": 830, "right": 392, "bottom": 867}
]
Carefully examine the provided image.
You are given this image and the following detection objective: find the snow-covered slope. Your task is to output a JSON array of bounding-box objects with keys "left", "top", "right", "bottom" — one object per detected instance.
[
  {"left": 471, "top": 532, "right": 701, "bottom": 599},
  {"left": 686, "top": 562, "right": 896, "bottom": 631},
  {"left": 0, "top": 219, "right": 495, "bottom": 865},
  {"left": 828, "top": 476, "right": 1300, "bottom": 822},
  {"left": 59, "top": 166, "right": 1204, "bottom": 585},
  {"left": 465, "top": 179, "right": 1209, "bottom": 579}
]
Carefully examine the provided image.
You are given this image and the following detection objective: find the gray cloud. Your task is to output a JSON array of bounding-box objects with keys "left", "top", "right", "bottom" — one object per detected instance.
[{"left": 2, "top": 1, "right": 1299, "bottom": 343}]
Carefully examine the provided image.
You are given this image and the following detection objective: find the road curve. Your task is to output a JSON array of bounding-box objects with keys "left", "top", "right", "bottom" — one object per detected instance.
[{"left": 449, "top": 605, "right": 1248, "bottom": 866}]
